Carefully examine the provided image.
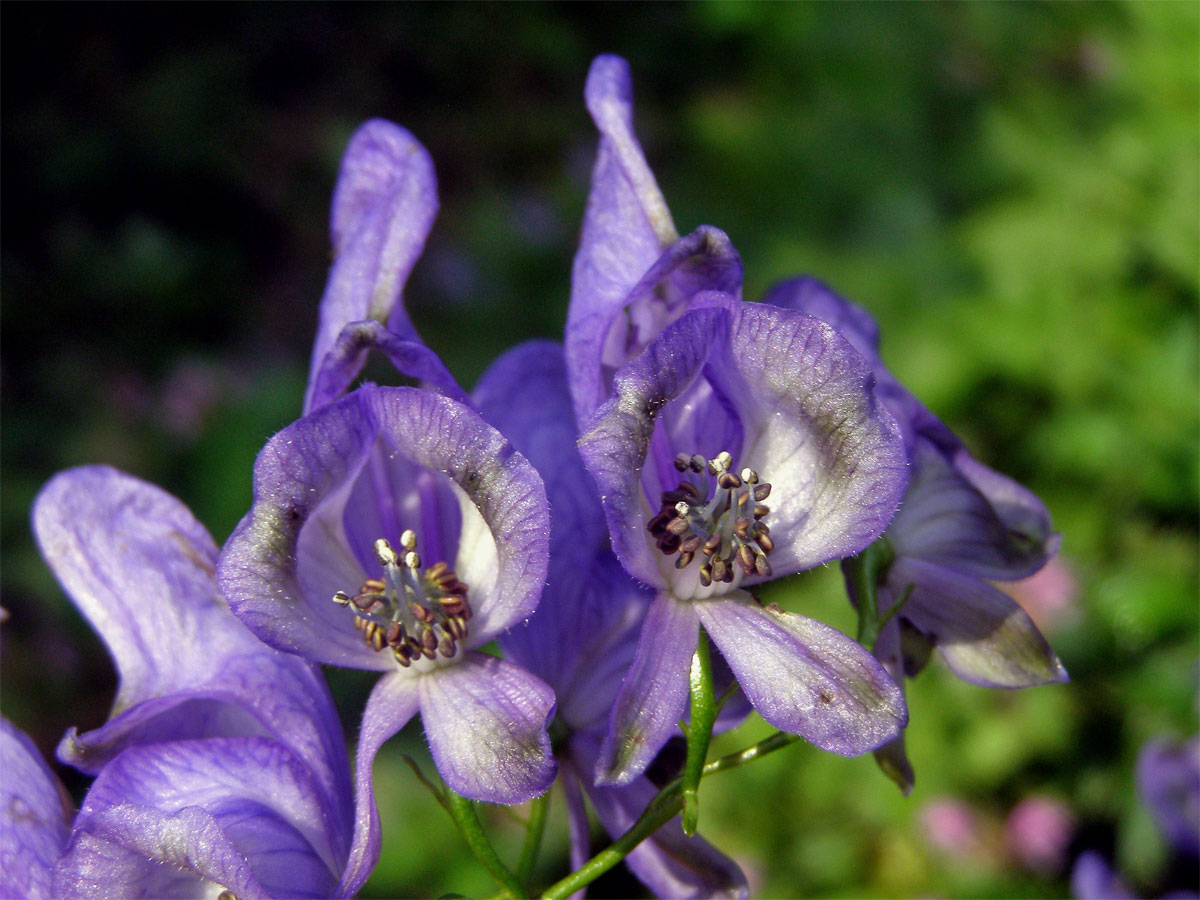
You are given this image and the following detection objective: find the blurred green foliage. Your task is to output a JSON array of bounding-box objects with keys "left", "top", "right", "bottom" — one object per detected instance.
[{"left": 2, "top": 3, "right": 1195, "bottom": 898}]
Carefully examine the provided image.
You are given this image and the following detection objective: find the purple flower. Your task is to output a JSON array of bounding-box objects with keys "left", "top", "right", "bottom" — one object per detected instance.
[
  {"left": 16, "top": 467, "right": 365, "bottom": 898},
  {"left": 475, "top": 340, "right": 748, "bottom": 898},
  {"left": 305, "top": 118, "right": 465, "bottom": 413},
  {"left": 765, "top": 276, "right": 1068, "bottom": 792},
  {"left": 218, "top": 383, "right": 556, "bottom": 821},
  {"left": 567, "top": 55, "right": 743, "bottom": 425},
  {"left": 576, "top": 293, "right": 910, "bottom": 785},
  {"left": 1, "top": 718, "right": 71, "bottom": 899},
  {"left": 1138, "top": 736, "right": 1200, "bottom": 859}
]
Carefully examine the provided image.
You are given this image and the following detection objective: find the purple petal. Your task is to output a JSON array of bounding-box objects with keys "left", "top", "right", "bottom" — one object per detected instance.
[
  {"left": 702, "top": 297, "right": 909, "bottom": 577},
  {"left": 307, "top": 319, "right": 467, "bottom": 413},
  {"left": 571, "top": 732, "right": 749, "bottom": 899},
  {"left": 568, "top": 54, "right": 677, "bottom": 421},
  {"left": 889, "top": 438, "right": 1055, "bottom": 581},
  {"left": 569, "top": 223, "right": 742, "bottom": 423},
  {"left": 592, "top": 779, "right": 749, "bottom": 899},
  {"left": 34, "top": 467, "right": 352, "bottom": 826},
  {"left": 1, "top": 718, "right": 71, "bottom": 900},
  {"left": 1137, "top": 737, "right": 1200, "bottom": 858},
  {"left": 33, "top": 466, "right": 228, "bottom": 708},
  {"left": 761, "top": 276, "right": 882, "bottom": 363},
  {"left": 418, "top": 653, "right": 556, "bottom": 804},
  {"left": 340, "top": 672, "right": 420, "bottom": 898},
  {"left": 307, "top": 120, "right": 438, "bottom": 411},
  {"left": 55, "top": 738, "right": 343, "bottom": 900},
  {"left": 868, "top": 620, "right": 916, "bottom": 795},
  {"left": 698, "top": 596, "right": 907, "bottom": 756},
  {"left": 219, "top": 385, "right": 549, "bottom": 668},
  {"left": 578, "top": 306, "right": 731, "bottom": 589},
  {"left": 561, "top": 770, "right": 591, "bottom": 900},
  {"left": 597, "top": 591, "right": 699, "bottom": 785},
  {"left": 1071, "top": 850, "right": 1136, "bottom": 900},
  {"left": 472, "top": 340, "right": 601, "bottom": 573},
  {"left": 893, "top": 557, "right": 1069, "bottom": 688}
]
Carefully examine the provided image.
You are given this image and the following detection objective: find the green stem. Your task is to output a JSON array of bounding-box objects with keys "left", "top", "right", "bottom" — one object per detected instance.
[
  {"left": 682, "top": 629, "right": 715, "bottom": 836},
  {"left": 446, "top": 791, "right": 527, "bottom": 899},
  {"left": 539, "top": 729, "right": 801, "bottom": 899},
  {"left": 515, "top": 790, "right": 550, "bottom": 887},
  {"left": 848, "top": 540, "right": 894, "bottom": 651}
]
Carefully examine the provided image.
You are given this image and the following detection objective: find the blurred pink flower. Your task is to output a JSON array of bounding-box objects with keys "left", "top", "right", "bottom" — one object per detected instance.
[
  {"left": 1007, "top": 795, "right": 1074, "bottom": 872},
  {"left": 921, "top": 798, "right": 984, "bottom": 859},
  {"left": 1000, "top": 556, "right": 1078, "bottom": 632}
]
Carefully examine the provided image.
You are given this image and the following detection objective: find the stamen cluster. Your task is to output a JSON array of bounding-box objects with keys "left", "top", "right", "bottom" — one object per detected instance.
[
  {"left": 647, "top": 450, "right": 775, "bottom": 587},
  {"left": 333, "top": 532, "right": 471, "bottom": 667}
]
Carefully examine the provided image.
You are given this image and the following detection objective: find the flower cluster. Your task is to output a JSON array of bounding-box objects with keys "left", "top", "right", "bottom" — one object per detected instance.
[{"left": 4, "top": 54, "right": 1068, "bottom": 899}]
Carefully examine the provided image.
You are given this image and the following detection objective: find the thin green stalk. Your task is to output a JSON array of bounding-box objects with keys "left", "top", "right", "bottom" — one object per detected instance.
[
  {"left": 848, "top": 540, "right": 894, "bottom": 651},
  {"left": 446, "top": 791, "right": 527, "bottom": 899},
  {"left": 682, "top": 629, "right": 715, "bottom": 836},
  {"left": 539, "top": 729, "right": 801, "bottom": 899},
  {"left": 515, "top": 791, "right": 550, "bottom": 887}
]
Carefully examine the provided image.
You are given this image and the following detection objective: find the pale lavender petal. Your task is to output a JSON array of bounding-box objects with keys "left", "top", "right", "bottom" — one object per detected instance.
[
  {"left": 701, "top": 296, "right": 908, "bottom": 578},
  {"left": 597, "top": 591, "right": 699, "bottom": 786},
  {"left": 1, "top": 719, "right": 71, "bottom": 900},
  {"left": 364, "top": 387, "right": 550, "bottom": 643},
  {"left": 889, "top": 438, "right": 1055, "bottom": 581},
  {"left": 698, "top": 596, "right": 907, "bottom": 755},
  {"left": 306, "top": 318, "right": 467, "bottom": 413},
  {"left": 567, "top": 54, "right": 677, "bottom": 422},
  {"left": 578, "top": 307, "right": 731, "bottom": 589},
  {"left": 418, "top": 653, "right": 556, "bottom": 804},
  {"left": 761, "top": 275, "right": 882, "bottom": 363},
  {"left": 893, "top": 557, "right": 1069, "bottom": 688},
  {"left": 221, "top": 386, "right": 549, "bottom": 671},
  {"left": 34, "top": 466, "right": 230, "bottom": 710},
  {"left": 340, "top": 671, "right": 420, "bottom": 898},
  {"left": 35, "top": 467, "right": 352, "bottom": 825},
  {"left": 219, "top": 389, "right": 394, "bottom": 669},
  {"left": 307, "top": 120, "right": 438, "bottom": 411},
  {"left": 56, "top": 738, "right": 342, "bottom": 900},
  {"left": 570, "top": 224, "right": 743, "bottom": 423}
]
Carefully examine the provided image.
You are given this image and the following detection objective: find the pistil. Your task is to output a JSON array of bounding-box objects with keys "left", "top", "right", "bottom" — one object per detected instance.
[
  {"left": 332, "top": 532, "right": 471, "bottom": 667},
  {"left": 647, "top": 451, "right": 774, "bottom": 587}
]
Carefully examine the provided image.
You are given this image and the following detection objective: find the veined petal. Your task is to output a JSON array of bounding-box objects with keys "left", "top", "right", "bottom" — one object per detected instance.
[
  {"left": 597, "top": 591, "right": 699, "bottom": 786},
  {"left": 568, "top": 54, "right": 677, "bottom": 422},
  {"left": 889, "top": 438, "right": 1055, "bottom": 581},
  {"left": 219, "top": 389, "right": 392, "bottom": 669},
  {"left": 307, "top": 319, "right": 467, "bottom": 413},
  {"left": 55, "top": 738, "right": 342, "bottom": 900},
  {"left": 702, "top": 297, "right": 908, "bottom": 577},
  {"left": 35, "top": 467, "right": 352, "bottom": 822},
  {"left": 340, "top": 671, "right": 420, "bottom": 898},
  {"left": 893, "top": 557, "right": 1069, "bottom": 688},
  {"left": 761, "top": 275, "right": 882, "bottom": 363},
  {"left": 418, "top": 653, "right": 556, "bottom": 804},
  {"left": 474, "top": 341, "right": 650, "bottom": 716},
  {"left": 220, "top": 385, "right": 549, "bottom": 669},
  {"left": 307, "top": 120, "right": 438, "bottom": 412},
  {"left": 579, "top": 307, "right": 731, "bottom": 589},
  {"left": 570, "top": 224, "right": 743, "bottom": 423},
  {"left": 698, "top": 596, "right": 907, "bottom": 756},
  {"left": 34, "top": 466, "right": 231, "bottom": 710},
  {"left": 365, "top": 387, "right": 550, "bottom": 643},
  {"left": 1, "top": 719, "right": 71, "bottom": 900}
]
